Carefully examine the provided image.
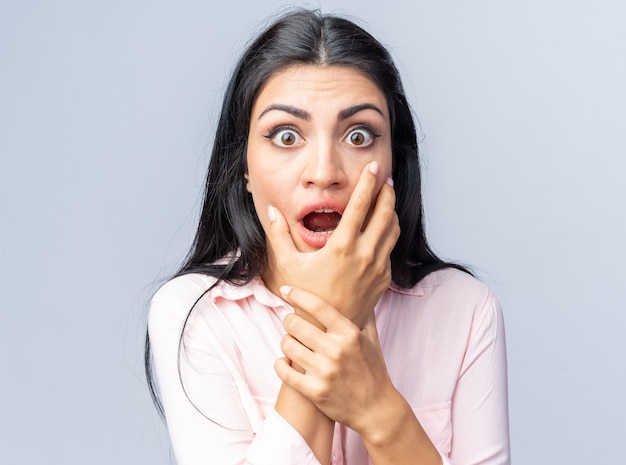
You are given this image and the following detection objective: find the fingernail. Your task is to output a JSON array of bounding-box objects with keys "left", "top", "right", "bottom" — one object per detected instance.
[
  {"left": 268, "top": 205, "right": 275, "bottom": 222},
  {"left": 369, "top": 161, "right": 379, "bottom": 175},
  {"left": 279, "top": 285, "right": 292, "bottom": 296},
  {"left": 386, "top": 177, "right": 394, "bottom": 187}
]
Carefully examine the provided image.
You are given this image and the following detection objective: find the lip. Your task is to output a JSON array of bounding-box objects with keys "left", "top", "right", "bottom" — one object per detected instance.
[{"left": 297, "top": 198, "right": 346, "bottom": 249}]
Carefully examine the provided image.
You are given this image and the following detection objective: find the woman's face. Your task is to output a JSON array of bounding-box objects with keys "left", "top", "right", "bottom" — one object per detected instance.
[{"left": 246, "top": 65, "right": 393, "bottom": 252}]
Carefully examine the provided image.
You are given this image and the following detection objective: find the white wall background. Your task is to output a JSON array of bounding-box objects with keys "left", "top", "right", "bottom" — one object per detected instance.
[{"left": 1, "top": 0, "right": 624, "bottom": 463}]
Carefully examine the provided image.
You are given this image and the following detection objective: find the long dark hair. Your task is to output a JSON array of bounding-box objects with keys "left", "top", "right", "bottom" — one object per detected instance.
[{"left": 145, "top": 9, "right": 468, "bottom": 417}]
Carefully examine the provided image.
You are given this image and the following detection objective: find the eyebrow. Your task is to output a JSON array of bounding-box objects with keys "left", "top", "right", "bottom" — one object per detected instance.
[
  {"left": 338, "top": 103, "right": 385, "bottom": 120},
  {"left": 258, "top": 104, "right": 310, "bottom": 121},
  {"left": 257, "top": 103, "right": 385, "bottom": 121}
]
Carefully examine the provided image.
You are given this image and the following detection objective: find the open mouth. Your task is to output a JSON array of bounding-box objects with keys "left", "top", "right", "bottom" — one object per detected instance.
[
  {"left": 297, "top": 199, "right": 346, "bottom": 249},
  {"left": 302, "top": 208, "right": 341, "bottom": 234},
  {"left": 303, "top": 209, "right": 342, "bottom": 234}
]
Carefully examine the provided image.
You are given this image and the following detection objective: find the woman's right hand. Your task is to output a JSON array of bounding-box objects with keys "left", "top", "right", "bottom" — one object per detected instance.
[{"left": 264, "top": 162, "right": 400, "bottom": 328}]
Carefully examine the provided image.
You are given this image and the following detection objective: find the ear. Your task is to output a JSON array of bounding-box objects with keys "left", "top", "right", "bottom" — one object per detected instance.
[{"left": 244, "top": 172, "right": 252, "bottom": 193}]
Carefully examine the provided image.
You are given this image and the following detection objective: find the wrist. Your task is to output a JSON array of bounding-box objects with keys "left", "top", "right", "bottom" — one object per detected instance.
[
  {"left": 357, "top": 386, "right": 409, "bottom": 447},
  {"left": 358, "top": 389, "right": 442, "bottom": 465},
  {"left": 276, "top": 384, "right": 335, "bottom": 463}
]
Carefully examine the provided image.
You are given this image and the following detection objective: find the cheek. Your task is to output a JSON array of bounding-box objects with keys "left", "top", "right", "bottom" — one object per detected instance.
[
  {"left": 247, "top": 179, "right": 271, "bottom": 227},
  {"left": 363, "top": 148, "right": 393, "bottom": 208},
  {"left": 347, "top": 149, "right": 393, "bottom": 196},
  {"left": 246, "top": 168, "right": 294, "bottom": 225},
  {"left": 380, "top": 143, "right": 393, "bottom": 178}
]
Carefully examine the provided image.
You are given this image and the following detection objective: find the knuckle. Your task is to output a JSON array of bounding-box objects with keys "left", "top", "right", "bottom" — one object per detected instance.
[
  {"left": 325, "top": 344, "right": 342, "bottom": 363},
  {"left": 372, "top": 259, "right": 391, "bottom": 284},
  {"left": 280, "top": 334, "right": 293, "bottom": 353},
  {"left": 330, "top": 234, "right": 352, "bottom": 253},
  {"left": 355, "top": 248, "right": 375, "bottom": 267},
  {"left": 310, "top": 382, "right": 329, "bottom": 404},
  {"left": 318, "top": 361, "right": 338, "bottom": 381},
  {"left": 282, "top": 313, "right": 296, "bottom": 331},
  {"left": 345, "top": 326, "right": 361, "bottom": 346}
]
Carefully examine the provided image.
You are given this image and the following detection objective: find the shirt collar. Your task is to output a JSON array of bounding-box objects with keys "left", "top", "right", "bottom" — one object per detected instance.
[
  {"left": 209, "top": 276, "right": 293, "bottom": 312},
  {"left": 389, "top": 281, "right": 424, "bottom": 296},
  {"left": 209, "top": 275, "right": 424, "bottom": 305}
]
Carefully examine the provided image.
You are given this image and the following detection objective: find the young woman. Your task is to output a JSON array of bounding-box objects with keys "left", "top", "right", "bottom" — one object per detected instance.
[{"left": 146, "top": 9, "right": 510, "bottom": 465}]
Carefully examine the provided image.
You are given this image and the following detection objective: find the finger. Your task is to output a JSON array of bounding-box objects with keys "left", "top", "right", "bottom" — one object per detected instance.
[
  {"left": 280, "top": 285, "right": 349, "bottom": 333},
  {"left": 265, "top": 205, "right": 298, "bottom": 258},
  {"left": 362, "top": 200, "right": 400, "bottom": 275},
  {"left": 332, "top": 161, "right": 380, "bottom": 239},
  {"left": 283, "top": 312, "right": 327, "bottom": 352},
  {"left": 361, "top": 181, "right": 399, "bottom": 245},
  {"left": 280, "top": 333, "right": 319, "bottom": 372},
  {"left": 274, "top": 356, "right": 299, "bottom": 383},
  {"left": 285, "top": 301, "right": 327, "bottom": 332},
  {"left": 274, "top": 356, "right": 311, "bottom": 394}
]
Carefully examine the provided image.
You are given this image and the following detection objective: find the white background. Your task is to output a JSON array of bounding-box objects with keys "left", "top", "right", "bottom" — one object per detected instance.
[{"left": 1, "top": 1, "right": 624, "bottom": 463}]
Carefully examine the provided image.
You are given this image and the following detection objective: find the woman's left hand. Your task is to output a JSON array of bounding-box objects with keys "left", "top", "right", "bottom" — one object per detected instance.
[{"left": 275, "top": 284, "right": 401, "bottom": 439}]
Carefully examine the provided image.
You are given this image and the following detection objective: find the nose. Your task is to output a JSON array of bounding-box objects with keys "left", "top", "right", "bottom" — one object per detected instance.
[{"left": 301, "top": 140, "right": 347, "bottom": 190}]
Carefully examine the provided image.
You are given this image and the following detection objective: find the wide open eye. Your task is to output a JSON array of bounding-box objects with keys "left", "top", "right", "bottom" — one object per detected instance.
[
  {"left": 345, "top": 127, "right": 378, "bottom": 147},
  {"left": 266, "top": 127, "right": 303, "bottom": 147}
]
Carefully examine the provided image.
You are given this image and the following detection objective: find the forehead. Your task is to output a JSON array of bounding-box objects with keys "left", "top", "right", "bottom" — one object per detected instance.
[{"left": 251, "top": 65, "right": 389, "bottom": 119}]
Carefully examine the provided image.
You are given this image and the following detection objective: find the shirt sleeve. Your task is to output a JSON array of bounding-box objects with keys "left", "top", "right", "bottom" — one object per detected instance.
[
  {"left": 446, "top": 291, "right": 511, "bottom": 465},
  {"left": 148, "top": 286, "right": 321, "bottom": 465},
  {"left": 247, "top": 410, "right": 320, "bottom": 465}
]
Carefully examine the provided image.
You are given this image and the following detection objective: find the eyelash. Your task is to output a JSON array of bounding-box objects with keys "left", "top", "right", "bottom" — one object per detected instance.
[
  {"left": 345, "top": 125, "right": 381, "bottom": 147},
  {"left": 263, "top": 124, "right": 381, "bottom": 148},
  {"left": 263, "top": 125, "right": 303, "bottom": 147}
]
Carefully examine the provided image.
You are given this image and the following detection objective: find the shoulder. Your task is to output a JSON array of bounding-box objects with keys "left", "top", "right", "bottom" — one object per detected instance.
[
  {"left": 151, "top": 273, "right": 219, "bottom": 310},
  {"left": 387, "top": 267, "right": 500, "bottom": 323},
  {"left": 418, "top": 269, "right": 504, "bottom": 340},
  {"left": 393, "top": 267, "right": 492, "bottom": 303},
  {"left": 148, "top": 273, "right": 227, "bottom": 337},
  {"left": 419, "top": 268, "right": 493, "bottom": 304},
  {"left": 149, "top": 273, "right": 285, "bottom": 334}
]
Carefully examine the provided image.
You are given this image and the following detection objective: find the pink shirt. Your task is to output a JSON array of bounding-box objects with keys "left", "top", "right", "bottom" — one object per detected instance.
[{"left": 149, "top": 268, "right": 510, "bottom": 465}]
